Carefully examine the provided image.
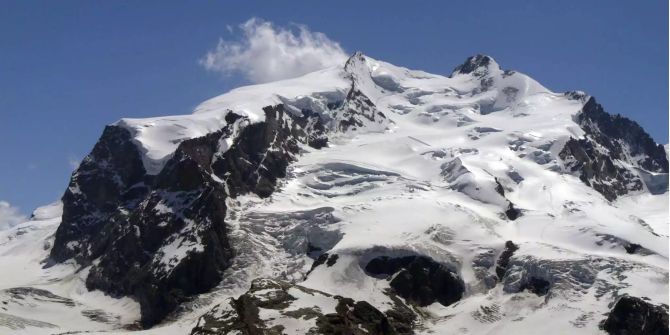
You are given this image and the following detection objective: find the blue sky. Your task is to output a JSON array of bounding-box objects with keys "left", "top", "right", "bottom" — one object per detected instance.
[{"left": 1, "top": 1, "right": 668, "bottom": 215}]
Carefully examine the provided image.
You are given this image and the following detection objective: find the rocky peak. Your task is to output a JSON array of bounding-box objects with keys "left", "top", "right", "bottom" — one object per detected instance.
[
  {"left": 49, "top": 104, "right": 330, "bottom": 327},
  {"left": 343, "top": 51, "right": 368, "bottom": 76},
  {"left": 559, "top": 97, "right": 668, "bottom": 201},
  {"left": 451, "top": 54, "right": 501, "bottom": 77},
  {"left": 334, "top": 51, "right": 392, "bottom": 133},
  {"left": 577, "top": 97, "right": 667, "bottom": 173},
  {"left": 49, "top": 125, "right": 148, "bottom": 264},
  {"left": 559, "top": 97, "right": 668, "bottom": 200}
]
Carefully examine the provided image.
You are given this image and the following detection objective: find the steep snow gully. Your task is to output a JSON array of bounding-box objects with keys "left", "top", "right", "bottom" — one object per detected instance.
[{"left": 0, "top": 53, "right": 667, "bottom": 334}]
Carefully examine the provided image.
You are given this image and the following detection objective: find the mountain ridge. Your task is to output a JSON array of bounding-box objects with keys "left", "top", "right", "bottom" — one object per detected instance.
[{"left": 0, "top": 52, "right": 667, "bottom": 334}]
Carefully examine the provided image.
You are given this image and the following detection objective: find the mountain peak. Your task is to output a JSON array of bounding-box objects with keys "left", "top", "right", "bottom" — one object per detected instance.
[
  {"left": 5, "top": 49, "right": 668, "bottom": 335},
  {"left": 343, "top": 51, "right": 371, "bottom": 76},
  {"left": 451, "top": 54, "right": 501, "bottom": 77},
  {"left": 349, "top": 50, "right": 366, "bottom": 59}
]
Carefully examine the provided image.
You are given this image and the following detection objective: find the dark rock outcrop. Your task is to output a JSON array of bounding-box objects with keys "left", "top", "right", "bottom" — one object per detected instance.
[
  {"left": 452, "top": 54, "right": 496, "bottom": 77},
  {"left": 504, "top": 203, "right": 521, "bottom": 220},
  {"left": 315, "top": 297, "right": 403, "bottom": 335},
  {"left": 49, "top": 105, "right": 328, "bottom": 327},
  {"left": 519, "top": 277, "right": 550, "bottom": 296},
  {"left": 365, "top": 255, "right": 464, "bottom": 307},
  {"left": 495, "top": 241, "right": 519, "bottom": 280},
  {"left": 49, "top": 125, "right": 149, "bottom": 264},
  {"left": 577, "top": 98, "right": 667, "bottom": 173},
  {"left": 601, "top": 295, "right": 669, "bottom": 335},
  {"left": 495, "top": 179, "right": 522, "bottom": 220},
  {"left": 334, "top": 86, "right": 389, "bottom": 133},
  {"left": 337, "top": 52, "right": 391, "bottom": 133},
  {"left": 190, "top": 278, "right": 415, "bottom": 335},
  {"left": 623, "top": 242, "right": 654, "bottom": 255},
  {"left": 190, "top": 279, "right": 292, "bottom": 335},
  {"left": 560, "top": 97, "right": 668, "bottom": 201},
  {"left": 330, "top": 299, "right": 413, "bottom": 335},
  {"left": 307, "top": 252, "right": 339, "bottom": 276}
]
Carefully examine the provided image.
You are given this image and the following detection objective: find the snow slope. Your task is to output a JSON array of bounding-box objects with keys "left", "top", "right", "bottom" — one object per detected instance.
[
  {"left": 0, "top": 202, "right": 141, "bottom": 334},
  {"left": 0, "top": 53, "right": 667, "bottom": 334}
]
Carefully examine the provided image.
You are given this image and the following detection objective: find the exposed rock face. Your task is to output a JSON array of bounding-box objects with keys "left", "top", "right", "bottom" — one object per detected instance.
[
  {"left": 336, "top": 52, "right": 392, "bottom": 133},
  {"left": 601, "top": 296, "right": 669, "bottom": 335},
  {"left": 334, "top": 86, "right": 389, "bottom": 133},
  {"left": 518, "top": 277, "right": 551, "bottom": 296},
  {"left": 315, "top": 298, "right": 410, "bottom": 335},
  {"left": 365, "top": 255, "right": 464, "bottom": 307},
  {"left": 577, "top": 98, "right": 667, "bottom": 173},
  {"left": 49, "top": 125, "right": 148, "bottom": 264},
  {"left": 190, "top": 278, "right": 415, "bottom": 335},
  {"left": 504, "top": 204, "right": 521, "bottom": 220},
  {"left": 560, "top": 97, "right": 668, "bottom": 200},
  {"left": 49, "top": 105, "right": 327, "bottom": 327},
  {"left": 451, "top": 54, "right": 495, "bottom": 77},
  {"left": 495, "top": 179, "right": 522, "bottom": 220},
  {"left": 495, "top": 241, "right": 519, "bottom": 280}
]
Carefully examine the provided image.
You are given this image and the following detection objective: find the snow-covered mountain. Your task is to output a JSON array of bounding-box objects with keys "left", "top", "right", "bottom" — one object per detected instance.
[{"left": 1, "top": 53, "right": 667, "bottom": 334}]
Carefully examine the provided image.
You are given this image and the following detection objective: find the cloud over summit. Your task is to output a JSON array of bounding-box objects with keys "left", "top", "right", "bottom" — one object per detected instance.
[{"left": 200, "top": 18, "right": 348, "bottom": 84}]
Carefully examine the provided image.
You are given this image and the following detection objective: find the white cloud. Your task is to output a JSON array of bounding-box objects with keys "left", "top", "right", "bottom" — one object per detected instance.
[
  {"left": 0, "top": 201, "right": 27, "bottom": 230},
  {"left": 200, "top": 18, "right": 348, "bottom": 83}
]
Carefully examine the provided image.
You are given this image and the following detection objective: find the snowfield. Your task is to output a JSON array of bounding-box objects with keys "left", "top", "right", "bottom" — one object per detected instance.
[{"left": 0, "top": 53, "right": 667, "bottom": 334}]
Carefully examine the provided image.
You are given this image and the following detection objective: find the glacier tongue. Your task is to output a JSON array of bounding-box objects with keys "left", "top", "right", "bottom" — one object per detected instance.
[{"left": 0, "top": 52, "right": 667, "bottom": 334}]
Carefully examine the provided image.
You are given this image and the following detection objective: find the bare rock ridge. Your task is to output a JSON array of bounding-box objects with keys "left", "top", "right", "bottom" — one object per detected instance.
[
  {"left": 560, "top": 96, "right": 668, "bottom": 201},
  {"left": 190, "top": 278, "right": 416, "bottom": 335},
  {"left": 47, "top": 58, "right": 394, "bottom": 327},
  {"left": 49, "top": 105, "right": 331, "bottom": 327},
  {"left": 451, "top": 54, "right": 497, "bottom": 77}
]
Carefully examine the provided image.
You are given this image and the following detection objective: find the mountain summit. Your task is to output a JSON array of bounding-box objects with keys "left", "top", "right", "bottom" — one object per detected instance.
[
  {"left": 451, "top": 54, "right": 501, "bottom": 76},
  {"left": 1, "top": 53, "right": 667, "bottom": 334}
]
